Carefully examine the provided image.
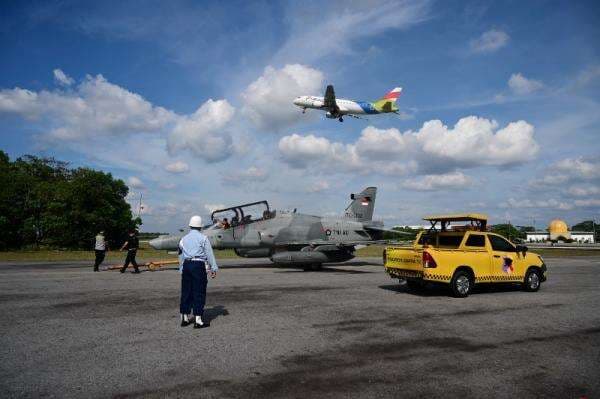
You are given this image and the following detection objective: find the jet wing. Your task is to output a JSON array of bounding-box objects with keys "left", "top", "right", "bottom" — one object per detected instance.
[
  {"left": 323, "top": 85, "right": 339, "bottom": 113},
  {"left": 276, "top": 239, "right": 400, "bottom": 247}
]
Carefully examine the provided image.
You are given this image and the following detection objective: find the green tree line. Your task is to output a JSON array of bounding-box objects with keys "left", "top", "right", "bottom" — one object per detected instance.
[{"left": 0, "top": 151, "right": 140, "bottom": 250}]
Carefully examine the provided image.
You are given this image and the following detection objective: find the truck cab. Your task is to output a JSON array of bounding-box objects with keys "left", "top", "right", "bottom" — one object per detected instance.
[{"left": 384, "top": 214, "right": 547, "bottom": 297}]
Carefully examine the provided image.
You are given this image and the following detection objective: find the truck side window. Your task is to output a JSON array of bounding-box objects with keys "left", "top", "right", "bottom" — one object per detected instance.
[
  {"left": 488, "top": 235, "right": 515, "bottom": 252},
  {"left": 465, "top": 234, "right": 485, "bottom": 247},
  {"left": 438, "top": 235, "right": 463, "bottom": 247}
]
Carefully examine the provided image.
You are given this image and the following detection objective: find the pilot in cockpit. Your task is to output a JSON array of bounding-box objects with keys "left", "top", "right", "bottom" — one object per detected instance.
[{"left": 220, "top": 218, "right": 230, "bottom": 230}]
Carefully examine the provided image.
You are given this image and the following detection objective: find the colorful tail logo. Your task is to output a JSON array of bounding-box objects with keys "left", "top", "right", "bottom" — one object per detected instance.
[
  {"left": 380, "top": 87, "right": 402, "bottom": 102},
  {"left": 372, "top": 87, "right": 402, "bottom": 113}
]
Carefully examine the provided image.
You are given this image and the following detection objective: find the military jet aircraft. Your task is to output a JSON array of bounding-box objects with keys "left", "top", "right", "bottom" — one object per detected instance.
[
  {"left": 149, "top": 187, "right": 405, "bottom": 270},
  {"left": 292, "top": 85, "right": 402, "bottom": 122}
]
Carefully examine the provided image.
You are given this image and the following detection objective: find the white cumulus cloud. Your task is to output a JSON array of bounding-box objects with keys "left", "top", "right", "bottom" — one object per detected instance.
[
  {"left": 241, "top": 64, "right": 324, "bottom": 131},
  {"left": 0, "top": 74, "right": 176, "bottom": 140},
  {"left": 508, "top": 73, "right": 544, "bottom": 95},
  {"left": 415, "top": 116, "right": 538, "bottom": 168},
  {"left": 127, "top": 176, "right": 145, "bottom": 189},
  {"left": 279, "top": 116, "right": 538, "bottom": 175},
  {"left": 401, "top": 172, "right": 473, "bottom": 191},
  {"left": 278, "top": 133, "right": 360, "bottom": 170},
  {"left": 164, "top": 161, "right": 190, "bottom": 174},
  {"left": 0, "top": 71, "right": 240, "bottom": 164},
  {"left": 167, "top": 99, "right": 235, "bottom": 162},
  {"left": 355, "top": 126, "right": 406, "bottom": 160},
  {"left": 531, "top": 157, "right": 600, "bottom": 189},
  {"left": 470, "top": 29, "right": 509, "bottom": 53},
  {"left": 53, "top": 69, "right": 74, "bottom": 86}
]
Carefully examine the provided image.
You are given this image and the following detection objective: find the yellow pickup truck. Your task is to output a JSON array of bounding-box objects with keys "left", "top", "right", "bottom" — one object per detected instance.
[{"left": 384, "top": 214, "right": 547, "bottom": 297}]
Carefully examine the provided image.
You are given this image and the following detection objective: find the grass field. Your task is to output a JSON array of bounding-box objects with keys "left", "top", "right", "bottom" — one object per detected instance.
[
  {"left": 0, "top": 244, "right": 598, "bottom": 263},
  {"left": 0, "top": 248, "right": 239, "bottom": 262}
]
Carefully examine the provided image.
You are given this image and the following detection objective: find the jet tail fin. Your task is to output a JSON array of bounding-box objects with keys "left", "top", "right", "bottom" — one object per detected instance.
[
  {"left": 344, "top": 187, "right": 377, "bottom": 222},
  {"left": 372, "top": 87, "right": 402, "bottom": 113},
  {"left": 378, "top": 87, "right": 402, "bottom": 102}
]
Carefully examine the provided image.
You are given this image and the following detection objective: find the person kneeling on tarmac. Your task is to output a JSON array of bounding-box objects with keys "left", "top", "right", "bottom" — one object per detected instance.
[{"left": 179, "top": 215, "right": 218, "bottom": 329}]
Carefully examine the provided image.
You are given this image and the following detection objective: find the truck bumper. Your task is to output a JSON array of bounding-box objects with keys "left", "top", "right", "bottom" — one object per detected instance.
[{"left": 385, "top": 267, "right": 423, "bottom": 280}]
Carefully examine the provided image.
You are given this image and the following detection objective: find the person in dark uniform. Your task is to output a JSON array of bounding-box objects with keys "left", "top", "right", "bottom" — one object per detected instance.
[
  {"left": 93, "top": 230, "right": 107, "bottom": 272},
  {"left": 120, "top": 230, "right": 140, "bottom": 273}
]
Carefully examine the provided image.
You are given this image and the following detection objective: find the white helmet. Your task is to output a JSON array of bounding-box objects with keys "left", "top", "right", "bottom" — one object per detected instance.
[{"left": 188, "top": 215, "right": 203, "bottom": 228}]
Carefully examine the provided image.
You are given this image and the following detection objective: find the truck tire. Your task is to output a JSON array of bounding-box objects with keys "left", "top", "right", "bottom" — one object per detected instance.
[
  {"left": 450, "top": 270, "right": 472, "bottom": 298},
  {"left": 523, "top": 268, "right": 541, "bottom": 292}
]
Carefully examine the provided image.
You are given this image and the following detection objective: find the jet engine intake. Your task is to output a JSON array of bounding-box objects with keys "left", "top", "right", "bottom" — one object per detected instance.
[{"left": 325, "top": 112, "right": 337, "bottom": 119}]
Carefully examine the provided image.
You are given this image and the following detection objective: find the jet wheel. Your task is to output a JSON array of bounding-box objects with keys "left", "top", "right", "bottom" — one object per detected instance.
[{"left": 303, "top": 263, "right": 323, "bottom": 271}]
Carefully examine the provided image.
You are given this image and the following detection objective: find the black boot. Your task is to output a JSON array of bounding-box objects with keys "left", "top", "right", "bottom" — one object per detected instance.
[
  {"left": 180, "top": 315, "right": 191, "bottom": 327},
  {"left": 193, "top": 316, "right": 209, "bottom": 329}
]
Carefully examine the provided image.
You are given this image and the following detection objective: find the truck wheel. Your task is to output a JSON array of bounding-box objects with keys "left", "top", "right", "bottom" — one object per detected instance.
[
  {"left": 524, "top": 268, "right": 541, "bottom": 292},
  {"left": 450, "top": 270, "right": 472, "bottom": 298}
]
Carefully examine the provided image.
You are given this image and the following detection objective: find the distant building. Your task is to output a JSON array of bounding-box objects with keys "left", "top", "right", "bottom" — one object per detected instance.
[{"left": 525, "top": 219, "right": 595, "bottom": 243}]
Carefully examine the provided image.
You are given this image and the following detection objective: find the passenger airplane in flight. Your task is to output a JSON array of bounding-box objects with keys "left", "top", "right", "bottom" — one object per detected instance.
[{"left": 293, "top": 85, "right": 402, "bottom": 122}]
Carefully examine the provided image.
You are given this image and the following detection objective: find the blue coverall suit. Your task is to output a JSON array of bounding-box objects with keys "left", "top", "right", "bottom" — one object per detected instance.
[{"left": 178, "top": 229, "right": 218, "bottom": 317}]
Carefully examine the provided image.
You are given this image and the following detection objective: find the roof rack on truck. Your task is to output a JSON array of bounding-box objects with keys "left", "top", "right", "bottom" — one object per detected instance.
[{"left": 422, "top": 213, "right": 488, "bottom": 232}]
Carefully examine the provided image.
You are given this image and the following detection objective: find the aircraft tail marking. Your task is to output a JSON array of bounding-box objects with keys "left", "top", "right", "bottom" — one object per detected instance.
[
  {"left": 380, "top": 87, "right": 402, "bottom": 102},
  {"left": 372, "top": 87, "right": 402, "bottom": 113},
  {"left": 344, "top": 187, "right": 377, "bottom": 222}
]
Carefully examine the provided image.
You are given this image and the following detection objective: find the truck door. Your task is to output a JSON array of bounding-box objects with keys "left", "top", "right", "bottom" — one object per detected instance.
[
  {"left": 488, "top": 234, "right": 520, "bottom": 281},
  {"left": 463, "top": 233, "right": 492, "bottom": 281}
]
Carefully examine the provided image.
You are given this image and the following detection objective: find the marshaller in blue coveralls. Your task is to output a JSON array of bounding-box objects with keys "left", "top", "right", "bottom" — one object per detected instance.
[{"left": 179, "top": 215, "right": 218, "bottom": 329}]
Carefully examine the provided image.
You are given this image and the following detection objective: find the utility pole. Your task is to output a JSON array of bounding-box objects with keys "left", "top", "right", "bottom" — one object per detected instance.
[{"left": 137, "top": 193, "right": 143, "bottom": 217}]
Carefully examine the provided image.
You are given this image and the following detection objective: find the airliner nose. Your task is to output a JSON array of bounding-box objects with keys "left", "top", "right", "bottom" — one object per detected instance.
[{"left": 293, "top": 97, "right": 302, "bottom": 106}]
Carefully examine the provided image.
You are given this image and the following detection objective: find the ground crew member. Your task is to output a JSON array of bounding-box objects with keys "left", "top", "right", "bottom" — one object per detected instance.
[
  {"left": 179, "top": 215, "right": 218, "bottom": 329},
  {"left": 119, "top": 230, "right": 140, "bottom": 274},
  {"left": 93, "top": 230, "right": 107, "bottom": 272}
]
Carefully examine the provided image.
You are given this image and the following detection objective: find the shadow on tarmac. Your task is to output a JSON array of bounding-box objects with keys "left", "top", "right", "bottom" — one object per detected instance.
[
  {"left": 204, "top": 305, "right": 229, "bottom": 323},
  {"left": 379, "top": 281, "right": 526, "bottom": 297},
  {"left": 276, "top": 267, "right": 374, "bottom": 274}
]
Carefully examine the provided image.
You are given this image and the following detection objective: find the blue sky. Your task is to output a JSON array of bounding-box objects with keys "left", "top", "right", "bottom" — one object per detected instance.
[{"left": 1, "top": 0, "right": 599, "bottom": 233}]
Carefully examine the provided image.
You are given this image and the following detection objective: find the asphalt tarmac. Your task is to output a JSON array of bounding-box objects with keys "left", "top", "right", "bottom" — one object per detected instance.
[{"left": 1, "top": 256, "right": 599, "bottom": 398}]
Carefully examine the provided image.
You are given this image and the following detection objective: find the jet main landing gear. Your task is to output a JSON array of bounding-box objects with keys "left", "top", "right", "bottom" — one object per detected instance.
[{"left": 338, "top": 116, "right": 343, "bottom": 122}]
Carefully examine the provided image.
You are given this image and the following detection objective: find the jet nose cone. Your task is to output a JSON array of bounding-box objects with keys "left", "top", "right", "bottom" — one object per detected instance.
[
  {"left": 293, "top": 97, "right": 302, "bottom": 106},
  {"left": 148, "top": 237, "right": 162, "bottom": 250}
]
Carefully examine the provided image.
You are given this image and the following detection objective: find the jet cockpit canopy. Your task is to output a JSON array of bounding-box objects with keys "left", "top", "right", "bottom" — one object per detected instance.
[{"left": 211, "top": 200, "right": 275, "bottom": 228}]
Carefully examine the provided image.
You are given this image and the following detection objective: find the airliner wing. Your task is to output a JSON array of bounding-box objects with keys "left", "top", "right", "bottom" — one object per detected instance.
[{"left": 323, "top": 85, "right": 339, "bottom": 113}]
